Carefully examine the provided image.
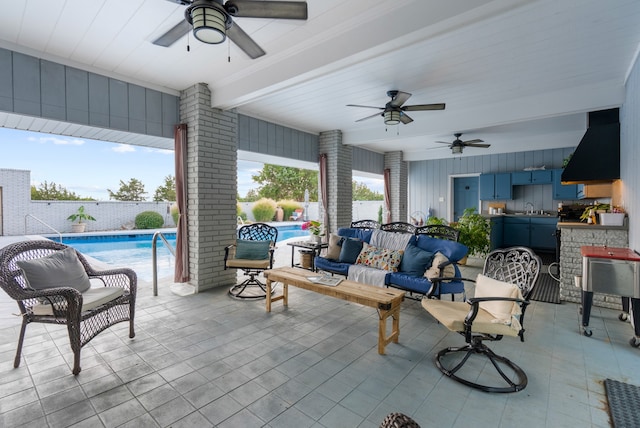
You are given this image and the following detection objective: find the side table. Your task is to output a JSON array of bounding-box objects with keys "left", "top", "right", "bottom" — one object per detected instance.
[{"left": 287, "top": 241, "right": 328, "bottom": 271}]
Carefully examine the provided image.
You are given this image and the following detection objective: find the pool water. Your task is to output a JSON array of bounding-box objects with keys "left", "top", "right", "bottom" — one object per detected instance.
[{"left": 61, "top": 225, "right": 306, "bottom": 282}]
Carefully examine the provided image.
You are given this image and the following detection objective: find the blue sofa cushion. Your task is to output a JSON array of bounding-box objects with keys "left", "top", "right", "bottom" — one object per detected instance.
[
  {"left": 314, "top": 257, "right": 350, "bottom": 276},
  {"left": 415, "top": 235, "right": 468, "bottom": 262},
  {"left": 399, "top": 244, "right": 434, "bottom": 276},
  {"left": 337, "top": 228, "right": 373, "bottom": 243},
  {"left": 339, "top": 238, "right": 364, "bottom": 264}
]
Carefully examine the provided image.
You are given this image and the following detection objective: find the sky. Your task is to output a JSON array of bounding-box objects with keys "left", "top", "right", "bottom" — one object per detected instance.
[{"left": 0, "top": 128, "right": 383, "bottom": 200}]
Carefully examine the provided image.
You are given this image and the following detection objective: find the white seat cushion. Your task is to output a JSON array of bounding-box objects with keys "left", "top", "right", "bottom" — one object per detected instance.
[{"left": 31, "top": 287, "right": 125, "bottom": 316}]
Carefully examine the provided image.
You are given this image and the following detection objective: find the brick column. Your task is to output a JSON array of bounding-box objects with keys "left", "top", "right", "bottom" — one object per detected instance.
[
  {"left": 180, "top": 83, "right": 237, "bottom": 292},
  {"left": 384, "top": 151, "right": 408, "bottom": 222},
  {"left": 319, "top": 130, "right": 352, "bottom": 233}
]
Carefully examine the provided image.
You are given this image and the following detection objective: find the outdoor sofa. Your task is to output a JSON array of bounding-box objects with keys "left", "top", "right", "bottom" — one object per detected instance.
[{"left": 314, "top": 223, "right": 468, "bottom": 299}]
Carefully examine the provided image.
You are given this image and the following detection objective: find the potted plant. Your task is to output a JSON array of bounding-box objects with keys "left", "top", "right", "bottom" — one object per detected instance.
[
  {"left": 302, "top": 220, "right": 323, "bottom": 243},
  {"left": 67, "top": 205, "right": 96, "bottom": 233},
  {"left": 452, "top": 207, "right": 491, "bottom": 260}
]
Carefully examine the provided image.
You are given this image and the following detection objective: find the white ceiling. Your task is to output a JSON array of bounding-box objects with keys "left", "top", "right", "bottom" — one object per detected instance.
[{"left": 1, "top": 0, "right": 639, "bottom": 161}]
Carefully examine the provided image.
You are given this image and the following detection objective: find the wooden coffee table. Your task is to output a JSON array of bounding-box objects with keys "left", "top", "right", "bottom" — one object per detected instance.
[{"left": 264, "top": 267, "right": 404, "bottom": 354}]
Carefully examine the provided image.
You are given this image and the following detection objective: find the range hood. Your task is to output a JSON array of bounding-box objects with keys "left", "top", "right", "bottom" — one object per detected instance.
[{"left": 561, "top": 108, "right": 620, "bottom": 184}]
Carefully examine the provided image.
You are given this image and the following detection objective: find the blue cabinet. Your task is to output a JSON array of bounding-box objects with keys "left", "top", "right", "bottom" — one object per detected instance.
[
  {"left": 552, "top": 169, "right": 579, "bottom": 200},
  {"left": 530, "top": 218, "right": 558, "bottom": 250},
  {"left": 512, "top": 170, "right": 552, "bottom": 185},
  {"left": 489, "top": 216, "right": 503, "bottom": 251},
  {"left": 501, "top": 216, "right": 557, "bottom": 250},
  {"left": 503, "top": 217, "right": 530, "bottom": 247},
  {"left": 480, "top": 173, "right": 512, "bottom": 200}
]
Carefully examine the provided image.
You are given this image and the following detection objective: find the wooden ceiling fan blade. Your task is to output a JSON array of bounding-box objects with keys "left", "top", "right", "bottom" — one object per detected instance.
[
  {"left": 403, "top": 103, "right": 446, "bottom": 111},
  {"left": 399, "top": 113, "right": 413, "bottom": 124},
  {"left": 389, "top": 91, "right": 411, "bottom": 107},
  {"left": 225, "top": 1, "right": 308, "bottom": 19},
  {"left": 355, "top": 112, "right": 383, "bottom": 122},
  {"left": 346, "top": 104, "right": 384, "bottom": 110},
  {"left": 152, "top": 20, "right": 191, "bottom": 47},
  {"left": 466, "top": 143, "right": 491, "bottom": 148},
  {"left": 434, "top": 141, "right": 452, "bottom": 145},
  {"left": 227, "top": 23, "right": 266, "bottom": 59},
  {"left": 462, "top": 139, "right": 484, "bottom": 144}
]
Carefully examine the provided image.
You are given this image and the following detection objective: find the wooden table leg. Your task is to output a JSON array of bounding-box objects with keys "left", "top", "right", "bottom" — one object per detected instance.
[
  {"left": 265, "top": 279, "right": 287, "bottom": 312},
  {"left": 377, "top": 305, "right": 400, "bottom": 354},
  {"left": 266, "top": 278, "right": 272, "bottom": 312}
]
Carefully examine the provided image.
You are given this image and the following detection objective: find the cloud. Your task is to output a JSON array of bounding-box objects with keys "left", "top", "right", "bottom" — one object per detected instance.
[
  {"left": 143, "top": 148, "right": 173, "bottom": 155},
  {"left": 30, "top": 136, "right": 85, "bottom": 145},
  {"left": 112, "top": 144, "right": 136, "bottom": 153}
]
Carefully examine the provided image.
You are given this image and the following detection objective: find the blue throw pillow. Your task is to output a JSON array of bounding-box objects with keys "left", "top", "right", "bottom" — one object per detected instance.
[
  {"left": 415, "top": 235, "right": 468, "bottom": 262},
  {"left": 235, "top": 240, "right": 271, "bottom": 260},
  {"left": 339, "top": 238, "right": 364, "bottom": 264},
  {"left": 399, "top": 244, "right": 435, "bottom": 276}
]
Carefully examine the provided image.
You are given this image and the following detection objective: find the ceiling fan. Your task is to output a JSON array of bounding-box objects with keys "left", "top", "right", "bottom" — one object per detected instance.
[
  {"left": 153, "top": 0, "right": 308, "bottom": 59},
  {"left": 435, "top": 133, "right": 490, "bottom": 154},
  {"left": 347, "top": 90, "right": 445, "bottom": 125}
]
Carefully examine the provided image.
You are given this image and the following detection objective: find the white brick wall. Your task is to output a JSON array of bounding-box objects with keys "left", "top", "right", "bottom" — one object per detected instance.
[
  {"left": 384, "top": 151, "right": 408, "bottom": 222},
  {"left": 319, "top": 130, "right": 353, "bottom": 233},
  {"left": 181, "top": 83, "right": 237, "bottom": 292},
  {"left": 1, "top": 169, "right": 175, "bottom": 236},
  {"left": 559, "top": 225, "right": 628, "bottom": 308}
]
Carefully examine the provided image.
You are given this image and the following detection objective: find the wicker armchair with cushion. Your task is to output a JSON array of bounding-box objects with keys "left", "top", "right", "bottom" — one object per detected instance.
[
  {"left": 0, "top": 240, "right": 136, "bottom": 375},
  {"left": 422, "top": 246, "right": 541, "bottom": 393},
  {"left": 225, "top": 223, "right": 278, "bottom": 299}
]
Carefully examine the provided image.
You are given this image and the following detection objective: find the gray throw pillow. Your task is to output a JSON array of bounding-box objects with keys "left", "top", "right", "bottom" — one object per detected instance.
[{"left": 17, "top": 247, "right": 91, "bottom": 293}]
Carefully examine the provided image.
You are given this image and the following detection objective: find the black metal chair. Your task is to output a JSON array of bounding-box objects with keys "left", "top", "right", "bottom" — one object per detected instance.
[
  {"left": 415, "top": 224, "right": 460, "bottom": 242},
  {"left": 225, "top": 223, "right": 278, "bottom": 299},
  {"left": 0, "top": 240, "right": 136, "bottom": 375},
  {"left": 380, "top": 222, "right": 416, "bottom": 234},
  {"left": 350, "top": 219, "right": 380, "bottom": 230},
  {"left": 422, "top": 246, "right": 541, "bottom": 393}
]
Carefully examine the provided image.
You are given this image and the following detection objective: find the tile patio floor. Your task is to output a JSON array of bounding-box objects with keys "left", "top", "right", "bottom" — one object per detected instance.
[{"left": 1, "top": 237, "right": 639, "bottom": 427}]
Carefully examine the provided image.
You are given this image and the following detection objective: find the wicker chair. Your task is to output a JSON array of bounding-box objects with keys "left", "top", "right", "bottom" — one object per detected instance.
[
  {"left": 422, "top": 247, "right": 541, "bottom": 393},
  {"left": 0, "top": 240, "right": 136, "bottom": 375},
  {"left": 415, "top": 224, "right": 460, "bottom": 242},
  {"left": 350, "top": 219, "right": 380, "bottom": 230},
  {"left": 225, "top": 223, "right": 278, "bottom": 299},
  {"left": 380, "top": 222, "right": 416, "bottom": 234}
]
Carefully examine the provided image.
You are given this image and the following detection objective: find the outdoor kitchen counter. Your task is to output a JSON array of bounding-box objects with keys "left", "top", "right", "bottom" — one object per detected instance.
[{"left": 557, "top": 222, "right": 628, "bottom": 230}]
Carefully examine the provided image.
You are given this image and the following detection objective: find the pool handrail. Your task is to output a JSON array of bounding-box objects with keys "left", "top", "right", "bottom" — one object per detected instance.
[
  {"left": 25, "top": 214, "right": 63, "bottom": 243},
  {"left": 152, "top": 231, "right": 176, "bottom": 296}
]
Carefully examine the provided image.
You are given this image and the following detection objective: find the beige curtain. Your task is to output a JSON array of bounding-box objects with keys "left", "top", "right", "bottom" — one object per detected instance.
[
  {"left": 384, "top": 168, "right": 391, "bottom": 223},
  {"left": 174, "top": 124, "right": 189, "bottom": 283}
]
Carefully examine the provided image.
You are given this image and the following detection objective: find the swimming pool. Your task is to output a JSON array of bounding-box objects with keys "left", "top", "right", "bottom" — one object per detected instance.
[{"left": 59, "top": 224, "right": 307, "bottom": 282}]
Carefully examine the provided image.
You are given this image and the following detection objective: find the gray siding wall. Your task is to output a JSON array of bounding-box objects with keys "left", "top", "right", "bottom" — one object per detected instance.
[
  {"left": 621, "top": 51, "right": 639, "bottom": 252},
  {"left": 408, "top": 147, "right": 576, "bottom": 219},
  {"left": 353, "top": 146, "right": 384, "bottom": 175},
  {"left": 0, "top": 48, "right": 179, "bottom": 138},
  {"left": 238, "top": 114, "right": 318, "bottom": 162}
]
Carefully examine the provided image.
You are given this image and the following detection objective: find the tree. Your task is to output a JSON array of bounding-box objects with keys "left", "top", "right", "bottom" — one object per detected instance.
[
  {"left": 352, "top": 181, "right": 384, "bottom": 201},
  {"left": 30, "top": 181, "right": 94, "bottom": 201},
  {"left": 153, "top": 175, "right": 176, "bottom": 201},
  {"left": 108, "top": 178, "right": 147, "bottom": 201},
  {"left": 252, "top": 164, "right": 318, "bottom": 201}
]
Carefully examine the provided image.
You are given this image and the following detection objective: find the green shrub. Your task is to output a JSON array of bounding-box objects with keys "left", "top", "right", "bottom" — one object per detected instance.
[
  {"left": 277, "top": 199, "right": 303, "bottom": 220},
  {"left": 135, "top": 211, "right": 164, "bottom": 229},
  {"left": 170, "top": 203, "right": 179, "bottom": 225},
  {"left": 252, "top": 198, "right": 277, "bottom": 222}
]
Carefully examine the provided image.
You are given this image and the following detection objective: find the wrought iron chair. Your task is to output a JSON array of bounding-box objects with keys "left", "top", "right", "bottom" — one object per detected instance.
[
  {"left": 225, "top": 223, "right": 278, "bottom": 299},
  {"left": 0, "top": 240, "right": 136, "bottom": 375},
  {"left": 415, "top": 224, "right": 460, "bottom": 242},
  {"left": 350, "top": 219, "right": 380, "bottom": 230},
  {"left": 422, "top": 246, "right": 541, "bottom": 393},
  {"left": 380, "top": 222, "right": 416, "bottom": 234}
]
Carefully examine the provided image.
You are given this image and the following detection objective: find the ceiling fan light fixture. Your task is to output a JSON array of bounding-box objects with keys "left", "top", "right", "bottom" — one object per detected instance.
[
  {"left": 384, "top": 110, "right": 401, "bottom": 125},
  {"left": 451, "top": 145, "right": 463, "bottom": 154},
  {"left": 187, "top": 1, "right": 229, "bottom": 44}
]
